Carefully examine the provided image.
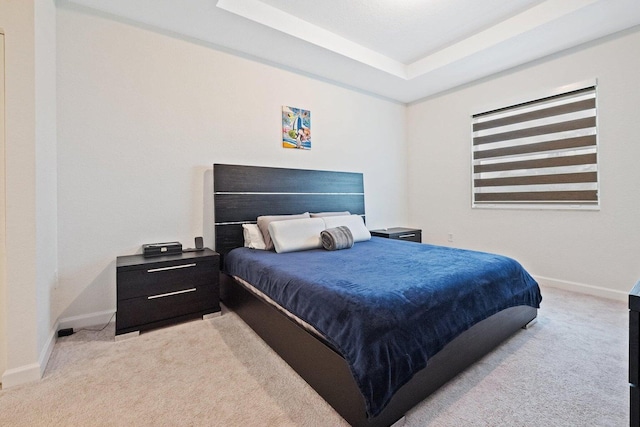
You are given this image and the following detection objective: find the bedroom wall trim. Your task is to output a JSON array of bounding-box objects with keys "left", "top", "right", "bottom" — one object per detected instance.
[
  {"left": 1, "top": 321, "right": 56, "bottom": 388},
  {"left": 535, "top": 275, "right": 626, "bottom": 302},
  {"left": 0, "top": 309, "right": 119, "bottom": 387},
  {"left": 57, "top": 308, "right": 116, "bottom": 331},
  {"left": 1, "top": 362, "right": 41, "bottom": 389}
]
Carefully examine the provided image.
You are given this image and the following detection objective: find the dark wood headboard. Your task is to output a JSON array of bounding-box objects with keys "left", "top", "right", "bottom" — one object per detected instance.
[{"left": 213, "top": 164, "right": 365, "bottom": 261}]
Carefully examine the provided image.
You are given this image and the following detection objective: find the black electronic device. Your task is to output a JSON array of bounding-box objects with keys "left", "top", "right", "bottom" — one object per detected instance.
[
  {"left": 183, "top": 237, "right": 205, "bottom": 253},
  {"left": 58, "top": 328, "right": 74, "bottom": 337},
  {"left": 142, "top": 241, "right": 182, "bottom": 257}
]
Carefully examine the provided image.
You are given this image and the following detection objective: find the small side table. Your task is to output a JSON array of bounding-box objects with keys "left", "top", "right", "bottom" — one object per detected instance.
[
  {"left": 116, "top": 248, "right": 220, "bottom": 339},
  {"left": 370, "top": 227, "right": 422, "bottom": 243}
]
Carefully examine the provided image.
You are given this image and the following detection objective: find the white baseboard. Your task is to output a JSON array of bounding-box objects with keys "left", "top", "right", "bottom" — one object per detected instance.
[
  {"left": 58, "top": 308, "right": 116, "bottom": 330},
  {"left": 1, "top": 362, "right": 42, "bottom": 389},
  {"left": 534, "top": 275, "right": 628, "bottom": 302},
  {"left": 1, "top": 321, "right": 58, "bottom": 389},
  {"left": 39, "top": 321, "right": 58, "bottom": 377},
  {"left": 2, "top": 310, "right": 115, "bottom": 389}
]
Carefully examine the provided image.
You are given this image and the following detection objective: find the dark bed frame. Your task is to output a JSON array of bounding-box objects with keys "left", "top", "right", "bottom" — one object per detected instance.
[{"left": 213, "top": 164, "right": 537, "bottom": 427}]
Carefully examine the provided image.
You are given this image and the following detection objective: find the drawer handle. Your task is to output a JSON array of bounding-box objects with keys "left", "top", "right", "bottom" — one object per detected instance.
[
  {"left": 147, "top": 263, "right": 196, "bottom": 273},
  {"left": 398, "top": 234, "right": 416, "bottom": 239},
  {"left": 148, "top": 288, "right": 197, "bottom": 300}
]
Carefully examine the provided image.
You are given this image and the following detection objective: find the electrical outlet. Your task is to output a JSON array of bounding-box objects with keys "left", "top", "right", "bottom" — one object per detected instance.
[{"left": 448, "top": 233, "right": 454, "bottom": 242}]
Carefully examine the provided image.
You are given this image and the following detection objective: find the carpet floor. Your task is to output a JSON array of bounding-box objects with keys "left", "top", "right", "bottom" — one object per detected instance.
[{"left": 0, "top": 285, "right": 629, "bottom": 426}]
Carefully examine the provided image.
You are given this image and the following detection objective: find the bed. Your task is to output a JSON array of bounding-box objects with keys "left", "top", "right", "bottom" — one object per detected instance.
[{"left": 213, "top": 163, "right": 541, "bottom": 427}]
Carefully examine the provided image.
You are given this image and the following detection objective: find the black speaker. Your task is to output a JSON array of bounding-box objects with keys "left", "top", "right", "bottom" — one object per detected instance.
[{"left": 195, "top": 236, "right": 204, "bottom": 250}]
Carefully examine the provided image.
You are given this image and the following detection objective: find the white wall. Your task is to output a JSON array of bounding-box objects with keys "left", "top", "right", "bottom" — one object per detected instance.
[
  {"left": 407, "top": 27, "right": 640, "bottom": 300},
  {"left": 0, "top": 0, "right": 58, "bottom": 388},
  {"left": 55, "top": 8, "right": 408, "bottom": 320},
  {"left": 34, "top": 0, "right": 58, "bottom": 373}
]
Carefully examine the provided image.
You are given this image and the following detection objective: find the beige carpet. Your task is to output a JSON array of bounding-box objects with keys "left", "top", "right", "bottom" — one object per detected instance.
[{"left": 0, "top": 286, "right": 629, "bottom": 426}]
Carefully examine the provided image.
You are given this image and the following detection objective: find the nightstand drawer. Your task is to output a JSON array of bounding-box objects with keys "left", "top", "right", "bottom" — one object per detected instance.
[
  {"left": 117, "top": 258, "right": 217, "bottom": 301},
  {"left": 370, "top": 227, "right": 422, "bottom": 243},
  {"left": 116, "top": 283, "right": 219, "bottom": 332},
  {"left": 392, "top": 231, "right": 421, "bottom": 242}
]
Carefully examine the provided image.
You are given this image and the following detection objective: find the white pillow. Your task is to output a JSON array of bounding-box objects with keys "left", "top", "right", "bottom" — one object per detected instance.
[
  {"left": 242, "top": 224, "right": 267, "bottom": 250},
  {"left": 321, "top": 215, "right": 371, "bottom": 242},
  {"left": 310, "top": 211, "right": 351, "bottom": 218},
  {"left": 268, "top": 217, "right": 325, "bottom": 253},
  {"left": 257, "top": 212, "right": 311, "bottom": 250}
]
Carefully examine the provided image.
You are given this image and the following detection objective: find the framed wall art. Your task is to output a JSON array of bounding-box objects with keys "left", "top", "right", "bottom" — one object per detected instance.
[{"left": 282, "top": 106, "right": 311, "bottom": 150}]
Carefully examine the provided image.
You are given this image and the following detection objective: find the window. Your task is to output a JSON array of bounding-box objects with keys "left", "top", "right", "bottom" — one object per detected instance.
[{"left": 471, "top": 82, "right": 598, "bottom": 209}]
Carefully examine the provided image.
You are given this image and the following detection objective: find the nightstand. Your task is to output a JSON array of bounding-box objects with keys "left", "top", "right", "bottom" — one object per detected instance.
[
  {"left": 115, "top": 248, "right": 220, "bottom": 339},
  {"left": 370, "top": 227, "right": 422, "bottom": 243}
]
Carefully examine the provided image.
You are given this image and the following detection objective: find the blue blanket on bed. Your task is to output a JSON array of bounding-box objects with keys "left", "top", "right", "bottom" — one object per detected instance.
[{"left": 224, "top": 237, "right": 542, "bottom": 418}]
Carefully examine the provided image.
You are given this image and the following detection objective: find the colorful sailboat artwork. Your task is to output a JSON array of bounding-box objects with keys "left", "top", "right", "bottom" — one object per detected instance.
[{"left": 282, "top": 106, "right": 311, "bottom": 150}]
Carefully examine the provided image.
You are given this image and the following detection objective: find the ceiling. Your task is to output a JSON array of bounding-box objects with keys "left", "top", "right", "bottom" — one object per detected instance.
[{"left": 62, "top": 0, "right": 640, "bottom": 104}]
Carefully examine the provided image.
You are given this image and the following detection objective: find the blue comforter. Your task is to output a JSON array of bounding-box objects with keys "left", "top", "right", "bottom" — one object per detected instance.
[{"left": 224, "top": 237, "right": 541, "bottom": 418}]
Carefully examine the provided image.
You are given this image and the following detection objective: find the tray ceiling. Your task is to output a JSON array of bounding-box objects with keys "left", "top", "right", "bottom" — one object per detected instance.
[{"left": 61, "top": 0, "right": 640, "bottom": 103}]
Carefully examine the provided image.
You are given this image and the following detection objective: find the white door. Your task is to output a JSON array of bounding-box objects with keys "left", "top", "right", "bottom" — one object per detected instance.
[{"left": 0, "top": 32, "right": 6, "bottom": 385}]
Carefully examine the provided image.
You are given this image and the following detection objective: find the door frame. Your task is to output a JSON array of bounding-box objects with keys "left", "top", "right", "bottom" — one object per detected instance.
[{"left": 0, "top": 31, "right": 7, "bottom": 386}]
